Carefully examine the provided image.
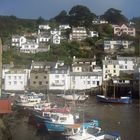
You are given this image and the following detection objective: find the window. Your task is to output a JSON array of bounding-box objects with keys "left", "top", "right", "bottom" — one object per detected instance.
[
  {"left": 19, "top": 76, "right": 21, "bottom": 79},
  {"left": 62, "top": 70, "right": 65, "bottom": 74},
  {"left": 39, "top": 81, "right": 42, "bottom": 85},
  {"left": 55, "top": 75, "right": 59, "bottom": 78},
  {"left": 44, "top": 76, "right": 47, "bottom": 79},
  {"left": 62, "top": 80, "right": 65, "bottom": 84},
  {"left": 35, "top": 76, "right": 38, "bottom": 79},
  {"left": 8, "top": 76, "right": 11, "bottom": 79},
  {"left": 105, "top": 65, "right": 107, "bottom": 68},
  {"left": 125, "top": 66, "right": 127, "bottom": 69},
  {"left": 95, "top": 76, "right": 98, "bottom": 79},
  {"left": 8, "top": 82, "right": 11, "bottom": 85},
  {"left": 14, "top": 76, "right": 17, "bottom": 80},
  {"left": 33, "top": 81, "right": 36, "bottom": 84},
  {"left": 20, "top": 81, "right": 23, "bottom": 84},
  {"left": 14, "top": 81, "right": 17, "bottom": 84},
  {"left": 87, "top": 81, "right": 90, "bottom": 85},
  {"left": 55, "top": 80, "right": 59, "bottom": 84},
  {"left": 114, "top": 70, "right": 116, "bottom": 73},
  {"left": 97, "top": 81, "right": 100, "bottom": 86},
  {"left": 92, "top": 81, "right": 95, "bottom": 84},
  {"left": 114, "top": 65, "right": 116, "bottom": 68},
  {"left": 55, "top": 70, "right": 58, "bottom": 74}
]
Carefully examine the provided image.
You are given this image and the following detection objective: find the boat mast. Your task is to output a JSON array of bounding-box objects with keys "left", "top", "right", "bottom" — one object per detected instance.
[
  {"left": 0, "top": 38, "right": 2, "bottom": 98},
  {"left": 113, "top": 81, "right": 116, "bottom": 98}
]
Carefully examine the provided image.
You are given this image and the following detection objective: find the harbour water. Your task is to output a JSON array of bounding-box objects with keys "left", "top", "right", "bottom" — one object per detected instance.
[{"left": 9, "top": 94, "right": 139, "bottom": 140}]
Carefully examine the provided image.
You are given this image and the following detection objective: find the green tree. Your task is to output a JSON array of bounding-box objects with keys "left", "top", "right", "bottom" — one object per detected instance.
[
  {"left": 102, "top": 8, "right": 128, "bottom": 24},
  {"left": 36, "top": 16, "right": 45, "bottom": 25},
  {"left": 69, "top": 5, "right": 96, "bottom": 28},
  {"left": 54, "top": 10, "right": 69, "bottom": 24},
  {"left": 131, "top": 17, "right": 140, "bottom": 31}
]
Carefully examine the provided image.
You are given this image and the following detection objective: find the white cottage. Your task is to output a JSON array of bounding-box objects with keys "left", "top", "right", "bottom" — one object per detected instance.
[
  {"left": 49, "top": 62, "right": 70, "bottom": 90},
  {"left": 103, "top": 59, "right": 120, "bottom": 81},
  {"left": 70, "top": 72, "right": 102, "bottom": 90},
  {"left": 117, "top": 56, "right": 137, "bottom": 72},
  {"left": 20, "top": 40, "right": 39, "bottom": 53},
  {"left": 39, "top": 25, "right": 51, "bottom": 30},
  {"left": 11, "top": 35, "right": 26, "bottom": 47},
  {"left": 104, "top": 40, "right": 133, "bottom": 50},
  {"left": 4, "top": 69, "right": 28, "bottom": 91},
  {"left": 52, "top": 34, "right": 61, "bottom": 44}
]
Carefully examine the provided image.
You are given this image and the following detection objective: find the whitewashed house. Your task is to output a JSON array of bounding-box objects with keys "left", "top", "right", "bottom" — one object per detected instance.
[
  {"left": 113, "top": 24, "right": 136, "bottom": 37},
  {"left": 49, "top": 61, "right": 70, "bottom": 90},
  {"left": 39, "top": 25, "right": 51, "bottom": 30},
  {"left": 69, "top": 27, "right": 87, "bottom": 41},
  {"left": 70, "top": 72, "right": 102, "bottom": 90},
  {"left": 89, "top": 31, "right": 99, "bottom": 37},
  {"left": 4, "top": 69, "right": 28, "bottom": 91},
  {"left": 117, "top": 56, "right": 137, "bottom": 72},
  {"left": 52, "top": 34, "right": 61, "bottom": 44},
  {"left": 2, "top": 63, "right": 14, "bottom": 79},
  {"left": 92, "top": 18, "right": 108, "bottom": 24},
  {"left": 72, "top": 56, "right": 96, "bottom": 72},
  {"left": 103, "top": 59, "right": 120, "bottom": 81},
  {"left": 20, "top": 40, "right": 39, "bottom": 53},
  {"left": 11, "top": 35, "right": 26, "bottom": 47},
  {"left": 38, "top": 32, "right": 50, "bottom": 43},
  {"left": 59, "top": 24, "right": 71, "bottom": 30},
  {"left": 104, "top": 40, "right": 133, "bottom": 50},
  {"left": 50, "top": 29, "right": 61, "bottom": 36}
]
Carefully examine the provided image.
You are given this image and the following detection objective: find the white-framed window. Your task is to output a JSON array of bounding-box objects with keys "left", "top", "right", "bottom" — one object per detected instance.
[
  {"left": 8, "top": 82, "right": 11, "bottom": 85},
  {"left": 55, "top": 80, "right": 59, "bottom": 84},
  {"left": 55, "top": 75, "right": 59, "bottom": 78}
]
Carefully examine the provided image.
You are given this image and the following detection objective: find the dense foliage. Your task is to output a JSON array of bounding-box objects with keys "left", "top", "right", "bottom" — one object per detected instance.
[
  {"left": 101, "top": 8, "right": 128, "bottom": 25},
  {"left": 0, "top": 5, "right": 139, "bottom": 66}
]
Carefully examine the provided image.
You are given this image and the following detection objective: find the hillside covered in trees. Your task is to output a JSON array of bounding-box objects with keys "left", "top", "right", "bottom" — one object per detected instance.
[{"left": 0, "top": 5, "right": 140, "bottom": 66}]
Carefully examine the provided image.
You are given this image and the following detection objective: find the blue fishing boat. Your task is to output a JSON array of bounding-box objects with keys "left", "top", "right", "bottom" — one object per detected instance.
[
  {"left": 45, "top": 116, "right": 99, "bottom": 132},
  {"left": 33, "top": 107, "right": 71, "bottom": 127},
  {"left": 96, "top": 80, "right": 132, "bottom": 104},
  {"left": 96, "top": 95, "right": 132, "bottom": 104}
]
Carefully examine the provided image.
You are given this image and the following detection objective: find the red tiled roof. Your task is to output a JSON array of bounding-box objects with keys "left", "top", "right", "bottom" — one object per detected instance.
[{"left": 0, "top": 99, "right": 12, "bottom": 114}]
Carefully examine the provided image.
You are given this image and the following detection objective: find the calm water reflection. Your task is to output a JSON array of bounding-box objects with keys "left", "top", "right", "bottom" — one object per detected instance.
[{"left": 11, "top": 95, "right": 139, "bottom": 140}]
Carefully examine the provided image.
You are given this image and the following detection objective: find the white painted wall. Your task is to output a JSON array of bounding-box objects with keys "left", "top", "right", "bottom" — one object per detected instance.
[{"left": 4, "top": 71, "right": 28, "bottom": 91}]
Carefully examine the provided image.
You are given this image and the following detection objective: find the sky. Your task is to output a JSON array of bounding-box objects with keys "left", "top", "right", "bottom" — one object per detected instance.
[{"left": 0, "top": 0, "right": 140, "bottom": 20}]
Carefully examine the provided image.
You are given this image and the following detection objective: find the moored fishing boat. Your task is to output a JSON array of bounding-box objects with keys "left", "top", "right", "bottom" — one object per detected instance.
[
  {"left": 44, "top": 113, "right": 99, "bottom": 133},
  {"left": 96, "top": 79, "right": 132, "bottom": 104},
  {"left": 68, "top": 126, "right": 121, "bottom": 140},
  {"left": 96, "top": 95, "right": 132, "bottom": 104},
  {"left": 57, "top": 92, "right": 89, "bottom": 101},
  {"left": 14, "top": 94, "right": 42, "bottom": 107}
]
